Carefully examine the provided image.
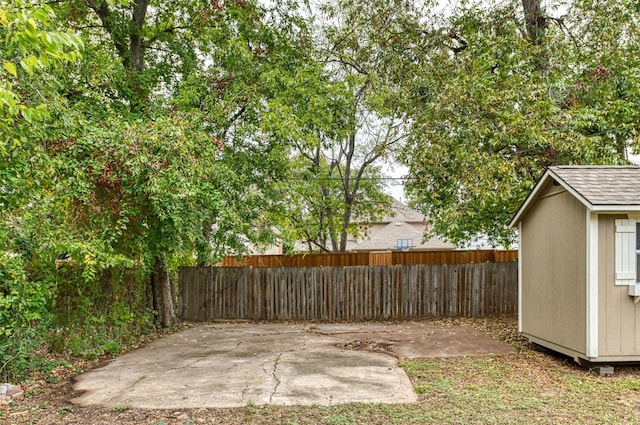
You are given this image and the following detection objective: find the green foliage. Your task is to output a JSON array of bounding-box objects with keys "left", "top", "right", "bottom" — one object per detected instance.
[
  {"left": 57, "top": 406, "right": 74, "bottom": 415},
  {"left": 0, "top": 0, "right": 81, "bottom": 121},
  {"left": 0, "top": 221, "right": 55, "bottom": 382},
  {"left": 268, "top": 1, "right": 410, "bottom": 252},
  {"left": 0, "top": 263, "right": 153, "bottom": 381},
  {"left": 0, "top": 1, "right": 83, "bottom": 381},
  {"left": 47, "top": 267, "right": 154, "bottom": 360},
  {"left": 1, "top": 0, "right": 315, "bottom": 379},
  {"left": 325, "top": 413, "right": 357, "bottom": 425},
  {"left": 396, "top": 0, "right": 640, "bottom": 246},
  {"left": 45, "top": 0, "right": 308, "bottom": 265},
  {"left": 280, "top": 153, "right": 392, "bottom": 252}
]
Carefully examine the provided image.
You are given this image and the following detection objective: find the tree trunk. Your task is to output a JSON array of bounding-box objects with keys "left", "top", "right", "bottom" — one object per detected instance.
[
  {"left": 86, "top": 0, "right": 150, "bottom": 108},
  {"left": 152, "top": 256, "right": 178, "bottom": 328},
  {"left": 339, "top": 203, "right": 353, "bottom": 252},
  {"left": 616, "top": 134, "right": 628, "bottom": 163},
  {"left": 521, "top": 0, "right": 548, "bottom": 74},
  {"left": 521, "top": 0, "right": 545, "bottom": 44}
]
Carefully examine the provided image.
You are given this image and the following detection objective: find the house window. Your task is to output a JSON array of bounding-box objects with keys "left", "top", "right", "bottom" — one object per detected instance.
[{"left": 397, "top": 239, "right": 412, "bottom": 250}]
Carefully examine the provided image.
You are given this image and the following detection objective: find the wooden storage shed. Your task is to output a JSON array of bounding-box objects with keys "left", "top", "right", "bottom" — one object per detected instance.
[{"left": 510, "top": 165, "right": 640, "bottom": 363}]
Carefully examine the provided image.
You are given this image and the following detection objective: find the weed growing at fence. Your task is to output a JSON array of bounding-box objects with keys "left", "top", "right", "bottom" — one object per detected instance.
[{"left": 1, "top": 265, "right": 155, "bottom": 382}]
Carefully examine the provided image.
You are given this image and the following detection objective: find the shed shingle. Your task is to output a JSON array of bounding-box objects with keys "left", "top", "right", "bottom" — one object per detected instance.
[{"left": 550, "top": 166, "right": 640, "bottom": 206}]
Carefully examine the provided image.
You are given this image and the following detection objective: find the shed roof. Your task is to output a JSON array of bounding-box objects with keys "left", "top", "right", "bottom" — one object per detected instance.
[
  {"left": 551, "top": 166, "right": 640, "bottom": 206},
  {"left": 510, "top": 166, "right": 640, "bottom": 227}
]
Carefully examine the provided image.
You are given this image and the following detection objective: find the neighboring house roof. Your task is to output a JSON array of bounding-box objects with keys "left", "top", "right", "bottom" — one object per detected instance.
[
  {"left": 293, "top": 199, "right": 454, "bottom": 252},
  {"left": 510, "top": 165, "right": 640, "bottom": 227},
  {"left": 380, "top": 199, "right": 427, "bottom": 224},
  {"left": 351, "top": 198, "right": 426, "bottom": 226},
  {"left": 352, "top": 221, "right": 454, "bottom": 251},
  {"left": 348, "top": 199, "right": 454, "bottom": 251}
]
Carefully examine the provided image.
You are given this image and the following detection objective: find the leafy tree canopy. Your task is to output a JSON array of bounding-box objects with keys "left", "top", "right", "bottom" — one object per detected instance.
[
  {"left": 398, "top": 0, "right": 640, "bottom": 247},
  {"left": 265, "top": 0, "right": 421, "bottom": 252},
  {"left": 2, "top": 0, "right": 313, "bottom": 331}
]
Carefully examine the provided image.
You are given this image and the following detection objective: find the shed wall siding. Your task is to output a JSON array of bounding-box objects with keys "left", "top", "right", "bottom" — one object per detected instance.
[
  {"left": 598, "top": 214, "right": 640, "bottom": 356},
  {"left": 521, "top": 186, "right": 586, "bottom": 354}
]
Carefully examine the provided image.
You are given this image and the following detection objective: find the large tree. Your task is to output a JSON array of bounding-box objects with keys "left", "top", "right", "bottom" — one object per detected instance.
[
  {"left": 267, "top": 0, "right": 422, "bottom": 252},
  {"left": 2, "top": 0, "right": 310, "bottom": 328},
  {"left": 399, "top": 0, "right": 640, "bottom": 246},
  {"left": 57, "top": 0, "right": 309, "bottom": 325},
  {"left": 264, "top": 63, "right": 397, "bottom": 252}
]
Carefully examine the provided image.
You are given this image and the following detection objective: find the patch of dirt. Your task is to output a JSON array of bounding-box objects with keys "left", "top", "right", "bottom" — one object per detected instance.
[{"left": 336, "top": 339, "right": 396, "bottom": 356}]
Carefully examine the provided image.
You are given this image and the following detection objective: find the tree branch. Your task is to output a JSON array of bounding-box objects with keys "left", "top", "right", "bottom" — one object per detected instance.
[
  {"left": 447, "top": 28, "right": 468, "bottom": 54},
  {"left": 324, "top": 57, "right": 369, "bottom": 76},
  {"left": 86, "top": 0, "right": 129, "bottom": 65},
  {"left": 221, "top": 105, "right": 247, "bottom": 139},
  {"left": 548, "top": 16, "right": 582, "bottom": 58}
]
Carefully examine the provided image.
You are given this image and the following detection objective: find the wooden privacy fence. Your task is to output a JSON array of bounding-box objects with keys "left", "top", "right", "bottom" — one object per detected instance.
[
  {"left": 179, "top": 262, "right": 517, "bottom": 321},
  {"left": 219, "top": 249, "right": 518, "bottom": 268}
]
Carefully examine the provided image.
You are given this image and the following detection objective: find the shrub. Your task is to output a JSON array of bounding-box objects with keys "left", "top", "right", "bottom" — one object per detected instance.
[{"left": 0, "top": 253, "right": 55, "bottom": 382}]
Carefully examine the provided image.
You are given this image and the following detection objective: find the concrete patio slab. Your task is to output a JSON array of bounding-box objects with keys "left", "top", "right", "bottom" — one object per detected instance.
[{"left": 71, "top": 321, "right": 515, "bottom": 409}]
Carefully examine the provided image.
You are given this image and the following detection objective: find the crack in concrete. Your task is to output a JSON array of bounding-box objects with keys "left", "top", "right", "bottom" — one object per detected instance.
[
  {"left": 311, "top": 329, "right": 380, "bottom": 337},
  {"left": 229, "top": 341, "right": 242, "bottom": 352},
  {"left": 130, "top": 375, "right": 146, "bottom": 389},
  {"left": 244, "top": 330, "right": 304, "bottom": 338},
  {"left": 269, "top": 354, "right": 282, "bottom": 404},
  {"left": 241, "top": 384, "right": 248, "bottom": 401},
  {"left": 261, "top": 358, "right": 270, "bottom": 376}
]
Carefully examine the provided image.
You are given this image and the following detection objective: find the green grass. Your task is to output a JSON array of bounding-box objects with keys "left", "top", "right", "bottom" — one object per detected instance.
[
  {"left": 214, "top": 351, "right": 640, "bottom": 424},
  {"left": 57, "top": 405, "right": 74, "bottom": 415},
  {"left": 393, "top": 353, "right": 640, "bottom": 424}
]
